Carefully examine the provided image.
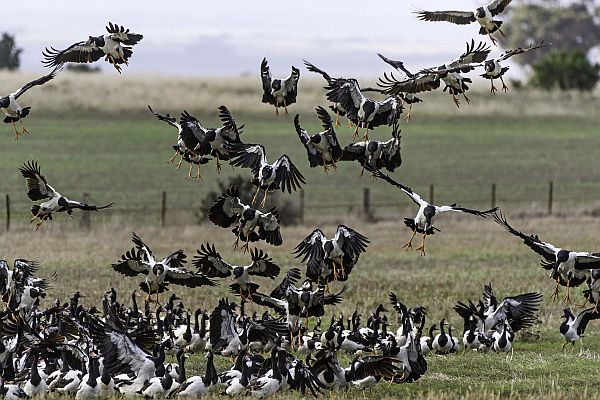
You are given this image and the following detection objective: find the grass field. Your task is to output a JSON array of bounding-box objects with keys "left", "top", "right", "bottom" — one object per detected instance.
[{"left": 2, "top": 72, "right": 600, "bottom": 398}]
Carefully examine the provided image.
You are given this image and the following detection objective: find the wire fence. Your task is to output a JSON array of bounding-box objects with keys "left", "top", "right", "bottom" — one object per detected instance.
[{"left": 3, "top": 180, "right": 600, "bottom": 232}]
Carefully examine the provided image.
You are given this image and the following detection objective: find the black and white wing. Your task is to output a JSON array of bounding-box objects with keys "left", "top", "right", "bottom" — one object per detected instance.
[
  {"left": 493, "top": 211, "right": 558, "bottom": 263},
  {"left": 353, "top": 356, "right": 404, "bottom": 381},
  {"left": 367, "top": 167, "right": 427, "bottom": 207},
  {"left": 257, "top": 208, "right": 282, "bottom": 246},
  {"left": 42, "top": 39, "right": 104, "bottom": 68},
  {"left": 65, "top": 199, "right": 113, "bottom": 212},
  {"left": 19, "top": 161, "right": 56, "bottom": 201},
  {"left": 131, "top": 232, "right": 155, "bottom": 263},
  {"left": 572, "top": 252, "right": 600, "bottom": 271},
  {"left": 251, "top": 292, "right": 288, "bottom": 315},
  {"left": 489, "top": 292, "right": 542, "bottom": 332},
  {"left": 260, "top": 58, "right": 275, "bottom": 104},
  {"left": 435, "top": 204, "right": 498, "bottom": 218},
  {"left": 179, "top": 111, "right": 212, "bottom": 155},
  {"left": 228, "top": 143, "right": 268, "bottom": 174},
  {"left": 325, "top": 78, "right": 363, "bottom": 121},
  {"left": 12, "top": 259, "right": 41, "bottom": 284},
  {"left": 414, "top": 9, "right": 476, "bottom": 25},
  {"left": 274, "top": 155, "right": 306, "bottom": 193},
  {"left": 162, "top": 249, "right": 187, "bottom": 270},
  {"left": 247, "top": 248, "right": 280, "bottom": 279},
  {"left": 377, "top": 53, "right": 415, "bottom": 78},
  {"left": 498, "top": 41, "right": 550, "bottom": 62},
  {"left": 340, "top": 141, "right": 367, "bottom": 162},
  {"left": 293, "top": 229, "right": 326, "bottom": 277},
  {"left": 317, "top": 106, "right": 343, "bottom": 161},
  {"left": 378, "top": 70, "right": 441, "bottom": 96},
  {"left": 111, "top": 247, "right": 148, "bottom": 277},
  {"left": 334, "top": 225, "right": 370, "bottom": 260},
  {"left": 576, "top": 308, "right": 600, "bottom": 336},
  {"left": 293, "top": 114, "right": 321, "bottom": 168},
  {"left": 482, "top": 283, "right": 497, "bottom": 312},
  {"left": 284, "top": 66, "right": 300, "bottom": 104},
  {"left": 448, "top": 40, "right": 491, "bottom": 68},
  {"left": 209, "top": 298, "right": 239, "bottom": 351},
  {"left": 164, "top": 265, "right": 215, "bottom": 288},
  {"left": 12, "top": 67, "right": 62, "bottom": 100},
  {"left": 208, "top": 186, "right": 246, "bottom": 228},
  {"left": 303, "top": 60, "right": 332, "bottom": 83},
  {"left": 380, "top": 123, "right": 402, "bottom": 171},
  {"left": 192, "top": 243, "right": 233, "bottom": 278},
  {"left": 269, "top": 268, "right": 302, "bottom": 300},
  {"left": 148, "top": 105, "right": 179, "bottom": 129},
  {"left": 487, "top": 0, "right": 513, "bottom": 16},
  {"left": 323, "top": 285, "right": 347, "bottom": 306},
  {"left": 106, "top": 22, "right": 143, "bottom": 45},
  {"left": 218, "top": 105, "right": 243, "bottom": 142}
]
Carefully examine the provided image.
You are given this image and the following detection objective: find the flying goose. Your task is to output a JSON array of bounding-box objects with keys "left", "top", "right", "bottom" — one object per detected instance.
[
  {"left": 261, "top": 58, "right": 300, "bottom": 114},
  {"left": 294, "top": 107, "right": 343, "bottom": 174},
  {"left": 340, "top": 121, "right": 402, "bottom": 174}
]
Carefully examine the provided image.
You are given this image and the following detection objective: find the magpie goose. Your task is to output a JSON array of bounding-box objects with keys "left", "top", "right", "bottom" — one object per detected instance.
[
  {"left": 261, "top": 58, "right": 299, "bottom": 115},
  {"left": 23, "top": 353, "right": 48, "bottom": 397},
  {"left": 370, "top": 167, "right": 497, "bottom": 255},
  {"left": 43, "top": 22, "right": 143, "bottom": 73},
  {"left": 19, "top": 161, "right": 113, "bottom": 230},
  {"left": 294, "top": 106, "right": 342, "bottom": 174},
  {"left": 208, "top": 186, "right": 282, "bottom": 251},
  {"left": 481, "top": 41, "right": 549, "bottom": 93},
  {"left": 303, "top": 60, "right": 350, "bottom": 127},
  {"left": 415, "top": 0, "right": 514, "bottom": 45},
  {"left": 325, "top": 77, "right": 401, "bottom": 140},
  {"left": 293, "top": 225, "right": 369, "bottom": 283},
  {"left": 228, "top": 143, "right": 305, "bottom": 207},
  {"left": 494, "top": 211, "right": 600, "bottom": 303},
  {"left": 340, "top": 121, "right": 402, "bottom": 173},
  {"left": 492, "top": 320, "right": 514, "bottom": 354},
  {"left": 249, "top": 348, "right": 285, "bottom": 398},
  {"left": 193, "top": 243, "right": 280, "bottom": 298},
  {"left": 111, "top": 233, "right": 215, "bottom": 303},
  {"left": 75, "top": 355, "right": 101, "bottom": 399},
  {"left": 379, "top": 40, "right": 490, "bottom": 107},
  {"left": 171, "top": 352, "right": 218, "bottom": 397},
  {"left": 432, "top": 319, "right": 454, "bottom": 354},
  {"left": 560, "top": 307, "right": 600, "bottom": 351},
  {"left": 1, "top": 67, "right": 61, "bottom": 140}
]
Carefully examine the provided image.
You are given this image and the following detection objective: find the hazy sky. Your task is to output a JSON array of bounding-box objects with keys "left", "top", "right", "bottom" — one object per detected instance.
[{"left": 4, "top": 0, "right": 503, "bottom": 77}]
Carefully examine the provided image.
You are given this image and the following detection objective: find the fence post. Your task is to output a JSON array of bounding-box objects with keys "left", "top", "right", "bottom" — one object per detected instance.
[
  {"left": 491, "top": 183, "right": 496, "bottom": 209},
  {"left": 363, "top": 188, "right": 371, "bottom": 219},
  {"left": 429, "top": 184, "right": 434, "bottom": 205},
  {"left": 299, "top": 189, "right": 304, "bottom": 224},
  {"left": 80, "top": 193, "right": 91, "bottom": 230},
  {"left": 5, "top": 194, "right": 10, "bottom": 232},
  {"left": 548, "top": 181, "right": 553, "bottom": 215},
  {"left": 161, "top": 191, "right": 167, "bottom": 227}
]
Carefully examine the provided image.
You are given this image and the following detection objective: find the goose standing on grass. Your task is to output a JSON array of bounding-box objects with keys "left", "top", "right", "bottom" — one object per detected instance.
[
  {"left": 208, "top": 186, "right": 283, "bottom": 251},
  {"left": 415, "top": 0, "right": 514, "bottom": 45},
  {"left": 193, "top": 243, "right": 280, "bottom": 299},
  {"left": 559, "top": 307, "right": 600, "bottom": 351},
  {"left": 43, "top": 22, "right": 143, "bottom": 73},
  {"left": 249, "top": 348, "right": 284, "bottom": 398},
  {"left": 1, "top": 66, "right": 61, "bottom": 140},
  {"left": 19, "top": 161, "right": 113, "bottom": 230},
  {"left": 420, "top": 324, "right": 437, "bottom": 356},
  {"left": 294, "top": 106, "right": 342, "bottom": 174},
  {"left": 75, "top": 355, "right": 101, "bottom": 399},
  {"left": 493, "top": 211, "right": 600, "bottom": 304},
  {"left": 23, "top": 353, "right": 48, "bottom": 397},
  {"left": 111, "top": 233, "right": 215, "bottom": 303},
  {"left": 432, "top": 319, "right": 453, "bottom": 354},
  {"left": 227, "top": 143, "right": 305, "bottom": 207},
  {"left": 261, "top": 58, "right": 299, "bottom": 115},
  {"left": 171, "top": 352, "right": 217, "bottom": 397},
  {"left": 368, "top": 166, "right": 497, "bottom": 256},
  {"left": 492, "top": 320, "right": 513, "bottom": 353}
]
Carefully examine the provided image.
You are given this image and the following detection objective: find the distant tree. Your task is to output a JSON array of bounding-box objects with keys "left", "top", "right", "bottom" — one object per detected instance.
[
  {"left": 0, "top": 33, "right": 22, "bottom": 70},
  {"left": 529, "top": 49, "right": 600, "bottom": 91},
  {"left": 499, "top": 1, "right": 600, "bottom": 68},
  {"left": 66, "top": 64, "right": 101, "bottom": 73}
]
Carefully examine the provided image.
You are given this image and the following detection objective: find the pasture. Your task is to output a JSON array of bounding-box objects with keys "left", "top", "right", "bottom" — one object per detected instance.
[{"left": 2, "top": 72, "right": 600, "bottom": 398}]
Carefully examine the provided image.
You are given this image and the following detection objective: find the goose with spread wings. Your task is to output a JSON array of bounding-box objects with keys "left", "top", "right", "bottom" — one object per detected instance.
[
  {"left": 43, "top": 22, "right": 143, "bottom": 73},
  {"left": 19, "top": 161, "right": 113, "bottom": 230},
  {"left": 1, "top": 67, "right": 61, "bottom": 140},
  {"left": 227, "top": 143, "right": 305, "bottom": 207},
  {"left": 208, "top": 186, "right": 282, "bottom": 252},
  {"left": 341, "top": 121, "right": 401, "bottom": 174},
  {"left": 293, "top": 225, "right": 369, "bottom": 284},
  {"left": 493, "top": 211, "right": 600, "bottom": 304},
  {"left": 415, "top": 0, "right": 513, "bottom": 45},
  {"left": 325, "top": 77, "right": 401, "bottom": 140},
  {"left": 193, "top": 243, "right": 280, "bottom": 298},
  {"left": 111, "top": 233, "right": 215, "bottom": 303},
  {"left": 378, "top": 40, "right": 491, "bottom": 107},
  {"left": 560, "top": 307, "right": 600, "bottom": 350},
  {"left": 369, "top": 166, "right": 497, "bottom": 256},
  {"left": 480, "top": 41, "right": 549, "bottom": 93},
  {"left": 377, "top": 53, "right": 422, "bottom": 121},
  {"left": 294, "top": 106, "right": 342, "bottom": 174},
  {"left": 261, "top": 58, "right": 299, "bottom": 114}
]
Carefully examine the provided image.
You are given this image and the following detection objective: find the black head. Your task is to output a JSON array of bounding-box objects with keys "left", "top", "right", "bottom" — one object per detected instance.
[
  {"left": 0, "top": 97, "right": 9, "bottom": 108},
  {"left": 556, "top": 250, "right": 570, "bottom": 264},
  {"left": 89, "top": 36, "right": 105, "bottom": 47},
  {"left": 484, "top": 60, "right": 495, "bottom": 73},
  {"left": 271, "top": 79, "right": 282, "bottom": 92},
  {"left": 206, "top": 130, "right": 217, "bottom": 142},
  {"left": 153, "top": 263, "right": 165, "bottom": 276},
  {"left": 233, "top": 267, "right": 244, "bottom": 279},
  {"left": 310, "top": 134, "right": 322, "bottom": 144},
  {"left": 323, "top": 240, "right": 334, "bottom": 253},
  {"left": 366, "top": 141, "right": 379, "bottom": 153},
  {"left": 262, "top": 165, "right": 273, "bottom": 177},
  {"left": 242, "top": 208, "right": 256, "bottom": 221},
  {"left": 476, "top": 7, "right": 486, "bottom": 18},
  {"left": 362, "top": 101, "right": 376, "bottom": 118}
]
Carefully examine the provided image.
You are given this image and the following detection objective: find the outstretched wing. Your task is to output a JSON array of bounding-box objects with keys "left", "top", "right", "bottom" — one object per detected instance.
[
  {"left": 218, "top": 105, "right": 243, "bottom": 142},
  {"left": 162, "top": 249, "right": 187, "bottom": 270},
  {"left": 208, "top": 186, "right": 245, "bottom": 228},
  {"left": 228, "top": 143, "right": 267, "bottom": 173},
  {"left": 354, "top": 356, "right": 404, "bottom": 381},
  {"left": 148, "top": 105, "right": 179, "bottom": 129},
  {"left": 377, "top": 53, "right": 415, "bottom": 78},
  {"left": 19, "top": 160, "right": 56, "bottom": 201},
  {"left": 269, "top": 268, "right": 302, "bottom": 300},
  {"left": 42, "top": 39, "right": 104, "bottom": 68},
  {"left": 340, "top": 141, "right": 367, "bottom": 162},
  {"left": 274, "top": 155, "right": 306, "bottom": 193},
  {"left": 367, "top": 166, "right": 427, "bottom": 207},
  {"left": 293, "top": 229, "right": 326, "bottom": 264},
  {"left": 493, "top": 211, "right": 558, "bottom": 262},
  {"left": 323, "top": 285, "right": 347, "bottom": 306},
  {"left": 193, "top": 243, "right": 232, "bottom": 278},
  {"left": 106, "top": 22, "right": 143, "bottom": 45},
  {"left": 498, "top": 41, "right": 550, "bottom": 62},
  {"left": 378, "top": 70, "right": 441, "bottom": 96},
  {"left": 260, "top": 58, "right": 275, "bottom": 104},
  {"left": 435, "top": 204, "right": 498, "bottom": 217},
  {"left": 284, "top": 66, "right": 300, "bottom": 104},
  {"left": 325, "top": 78, "right": 363, "bottom": 120},
  {"left": 482, "top": 283, "right": 496, "bottom": 311},
  {"left": 489, "top": 292, "right": 542, "bottom": 332},
  {"left": 572, "top": 252, "right": 600, "bottom": 271},
  {"left": 414, "top": 9, "right": 476, "bottom": 25},
  {"left": 247, "top": 248, "right": 280, "bottom": 278},
  {"left": 303, "top": 60, "right": 332, "bottom": 83},
  {"left": 487, "top": 0, "right": 513, "bottom": 16},
  {"left": 257, "top": 208, "right": 282, "bottom": 246},
  {"left": 111, "top": 247, "right": 148, "bottom": 277},
  {"left": 131, "top": 232, "right": 154, "bottom": 263},
  {"left": 165, "top": 266, "right": 215, "bottom": 288},
  {"left": 12, "top": 66, "right": 62, "bottom": 99},
  {"left": 448, "top": 40, "right": 491, "bottom": 68},
  {"left": 65, "top": 200, "right": 113, "bottom": 212},
  {"left": 334, "top": 225, "right": 370, "bottom": 260}
]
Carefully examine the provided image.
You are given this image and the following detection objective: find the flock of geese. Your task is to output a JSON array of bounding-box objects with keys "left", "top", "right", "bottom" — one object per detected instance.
[{"left": 0, "top": 1, "right": 598, "bottom": 398}]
